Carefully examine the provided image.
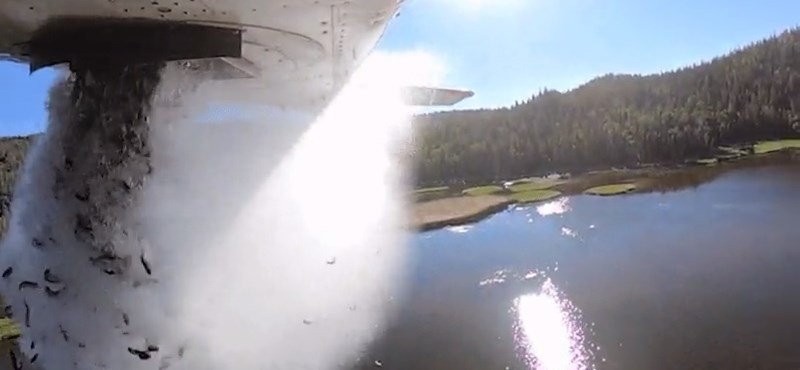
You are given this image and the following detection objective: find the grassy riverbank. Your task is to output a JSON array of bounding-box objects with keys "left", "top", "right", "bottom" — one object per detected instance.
[{"left": 412, "top": 142, "right": 800, "bottom": 231}]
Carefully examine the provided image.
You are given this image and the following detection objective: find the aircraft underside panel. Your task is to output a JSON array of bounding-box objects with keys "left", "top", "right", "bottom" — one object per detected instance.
[{"left": 0, "top": 0, "right": 401, "bottom": 111}]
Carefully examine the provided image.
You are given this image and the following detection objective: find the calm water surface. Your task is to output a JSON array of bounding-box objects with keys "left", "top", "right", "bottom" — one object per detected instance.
[{"left": 361, "top": 165, "right": 800, "bottom": 370}]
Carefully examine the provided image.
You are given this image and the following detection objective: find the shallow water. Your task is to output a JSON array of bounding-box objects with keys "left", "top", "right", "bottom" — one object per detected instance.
[{"left": 358, "top": 164, "right": 800, "bottom": 370}]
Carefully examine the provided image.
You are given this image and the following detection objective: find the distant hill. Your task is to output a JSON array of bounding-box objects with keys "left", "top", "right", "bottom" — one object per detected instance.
[{"left": 413, "top": 28, "right": 800, "bottom": 186}]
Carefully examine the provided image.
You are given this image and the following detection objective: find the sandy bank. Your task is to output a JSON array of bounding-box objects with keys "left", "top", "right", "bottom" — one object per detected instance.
[{"left": 411, "top": 195, "right": 514, "bottom": 232}]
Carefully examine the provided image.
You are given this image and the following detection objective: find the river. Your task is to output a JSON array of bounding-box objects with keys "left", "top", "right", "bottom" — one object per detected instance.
[{"left": 357, "top": 164, "right": 800, "bottom": 370}]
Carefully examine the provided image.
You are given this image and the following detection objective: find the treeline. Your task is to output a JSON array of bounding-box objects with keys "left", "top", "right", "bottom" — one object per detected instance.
[
  {"left": 412, "top": 27, "right": 800, "bottom": 186},
  {"left": 0, "top": 137, "right": 32, "bottom": 234}
]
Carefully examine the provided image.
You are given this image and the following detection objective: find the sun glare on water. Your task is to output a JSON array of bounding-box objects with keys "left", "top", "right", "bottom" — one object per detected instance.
[{"left": 513, "top": 279, "right": 597, "bottom": 370}]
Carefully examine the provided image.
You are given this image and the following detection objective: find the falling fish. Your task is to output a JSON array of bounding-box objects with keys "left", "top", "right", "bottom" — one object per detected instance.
[
  {"left": 44, "top": 269, "right": 61, "bottom": 283},
  {"left": 2, "top": 267, "right": 12, "bottom": 278},
  {"left": 45, "top": 286, "right": 63, "bottom": 297},
  {"left": 9, "top": 350, "right": 20, "bottom": 370},
  {"left": 128, "top": 347, "right": 151, "bottom": 360},
  {"left": 19, "top": 281, "right": 39, "bottom": 290},
  {"left": 23, "top": 301, "right": 30, "bottom": 328},
  {"left": 140, "top": 253, "right": 152, "bottom": 275},
  {"left": 59, "top": 325, "right": 70, "bottom": 342}
]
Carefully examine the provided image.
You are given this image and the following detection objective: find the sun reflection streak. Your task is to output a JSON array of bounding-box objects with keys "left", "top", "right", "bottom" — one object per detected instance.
[
  {"left": 512, "top": 279, "right": 596, "bottom": 370},
  {"left": 537, "top": 198, "right": 570, "bottom": 217}
]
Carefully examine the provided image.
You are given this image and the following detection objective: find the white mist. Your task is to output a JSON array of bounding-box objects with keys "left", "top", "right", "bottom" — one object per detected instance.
[{"left": 0, "top": 50, "right": 442, "bottom": 370}]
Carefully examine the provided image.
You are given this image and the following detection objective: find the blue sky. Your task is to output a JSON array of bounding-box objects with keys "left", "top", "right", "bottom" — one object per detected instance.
[{"left": 2, "top": 0, "right": 800, "bottom": 136}]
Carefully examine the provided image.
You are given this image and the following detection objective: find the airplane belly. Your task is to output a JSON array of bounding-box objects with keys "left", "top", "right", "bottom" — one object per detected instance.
[{"left": 0, "top": 0, "right": 400, "bottom": 109}]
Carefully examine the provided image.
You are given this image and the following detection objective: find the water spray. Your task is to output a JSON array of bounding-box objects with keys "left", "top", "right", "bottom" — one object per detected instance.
[{"left": 0, "top": 51, "right": 421, "bottom": 369}]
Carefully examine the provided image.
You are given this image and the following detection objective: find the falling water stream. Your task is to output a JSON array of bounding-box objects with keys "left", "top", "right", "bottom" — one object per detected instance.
[{"left": 0, "top": 51, "right": 435, "bottom": 369}]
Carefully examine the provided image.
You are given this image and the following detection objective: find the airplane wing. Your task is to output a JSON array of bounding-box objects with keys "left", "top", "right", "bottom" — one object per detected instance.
[
  {"left": 0, "top": 0, "right": 471, "bottom": 112},
  {"left": 402, "top": 86, "right": 475, "bottom": 106}
]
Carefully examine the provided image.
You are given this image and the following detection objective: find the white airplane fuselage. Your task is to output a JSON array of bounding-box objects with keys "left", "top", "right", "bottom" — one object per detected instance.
[{"left": 0, "top": 0, "right": 404, "bottom": 114}]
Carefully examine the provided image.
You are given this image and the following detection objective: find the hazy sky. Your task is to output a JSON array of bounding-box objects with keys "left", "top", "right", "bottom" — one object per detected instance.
[{"left": 2, "top": 0, "right": 800, "bottom": 136}]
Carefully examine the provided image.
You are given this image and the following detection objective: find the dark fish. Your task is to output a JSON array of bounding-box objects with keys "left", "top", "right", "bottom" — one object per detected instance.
[
  {"left": 147, "top": 345, "right": 159, "bottom": 352},
  {"left": 78, "top": 343, "right": 86, "bottom": 349},
  {"left": 123, "top": 313, "right": 130, "bottom": 326},
  {"left": 24, "top": 301, "right": 30, "bottom": 328},
  {"left": 4, "top": 305, "right": 12, "bottom": 318},
  {"left": 59, "top": 325, "right": 70, "bottom": 342},
  {"left": 302, "top": 319, "right": 313, "bottom": 325},
  {"left": 128, "top": 347, "right": 151, "bottom": 360},
  {"left": 32, "top": 238, "right": 43, "bottom": 247},
  {"left": 64, "top": 157, "right": 73, "bottom": 170},
  {"left": 104, "top": 269, "right": 116, "bottom": 276},
  {"left": 19, "top": 281, "right": 39, "bottom": 290},
  {"left": 44, "top": 269, "right": 61, "bottom": 283},
  {"left": 9, "top": 350, "right": 21, "bottom": 370},
  {"left": 2, "top": 267, "right": 12, "bottom": 278},
  {"left": 75, "top": 188, "right": 90, "bottom": 201},
  {"left": 326, "top": 257, "right": 337, "bottom": 265},
  {"left": 45, "top": 286, "right": 62, "bottom": 297},
  {"left": 30, "top": 341, "right": 34, "bottom": 350},
  {"left": 140, "top": 254, "right": 152, "bottom": 275},
  {"left": 177, "top": 346, "right": 185, "bottom": 358},
  {"left": 30, "top": 353, "right": 38, "bottom": 363}
]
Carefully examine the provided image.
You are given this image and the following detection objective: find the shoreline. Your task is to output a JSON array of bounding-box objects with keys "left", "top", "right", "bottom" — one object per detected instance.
[
  {"left": 411, "top": 149, "right": 800, "bottom": 232},
  {"left": 411, "top": 195, "right": 515, "bottom": 232}
]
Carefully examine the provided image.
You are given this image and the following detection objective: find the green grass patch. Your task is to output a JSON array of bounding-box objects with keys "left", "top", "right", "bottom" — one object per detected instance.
[
  {"left": 719, "top": 146, "right": 749, "bottom": 156},
  {"left": 508, "top": 179, "right": 562, "bottom": 192},
  {"left": 462, "top": 185, "right": 504, "bottom": 196},
  {"left": 0, "top": 318, "right": 20, "bottom": 341},
  {"left": 753, "top": 140, "right": 800, "bottom": 154},
  {"left": 414, "top": 186, "right": 450, "bottom": 195},
  {"left": 584, "top": 183, "right": 637, "bottom": 196},
  {"left": 511, "top": 190, "right": 562, "bottom": 203},
  {"left": 695, "top": 158, "right": 718, "bottom": 165}
]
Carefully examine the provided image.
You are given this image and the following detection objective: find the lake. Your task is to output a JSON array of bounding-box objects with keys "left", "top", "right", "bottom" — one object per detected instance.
[{"left": 357, "top": 164, "right": 800, "bottom": 370}]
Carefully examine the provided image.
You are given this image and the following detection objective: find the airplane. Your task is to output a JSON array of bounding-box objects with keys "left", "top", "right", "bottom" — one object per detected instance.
[{"left": 0, "top": 0, "right": 474, "bottom": 113}]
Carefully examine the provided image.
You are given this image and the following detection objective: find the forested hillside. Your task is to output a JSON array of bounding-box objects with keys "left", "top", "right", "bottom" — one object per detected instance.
[
  {"left": 412, "top": 28, "right": 800, "bottom": 186},
  {"left": 0, "top": 137, "right": 31, "bottom": 234}
]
